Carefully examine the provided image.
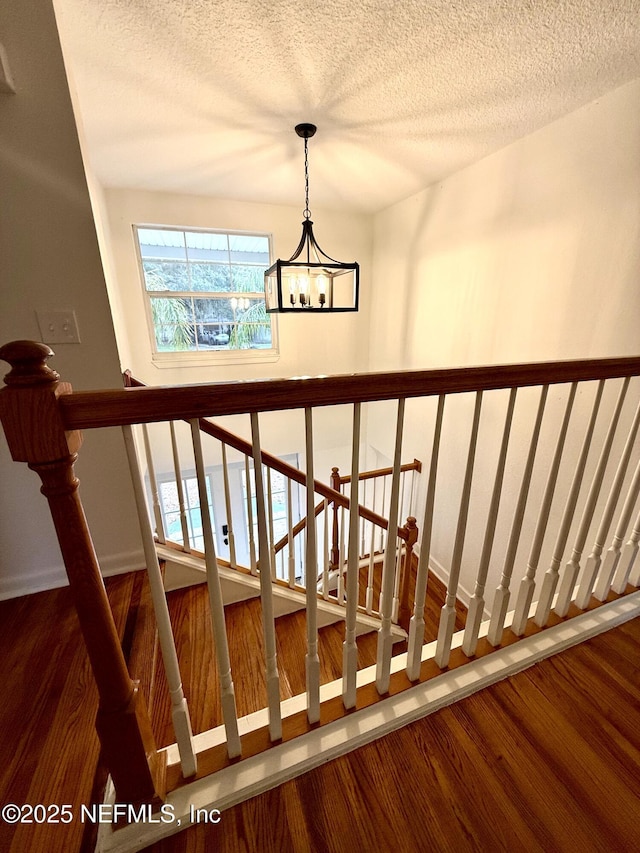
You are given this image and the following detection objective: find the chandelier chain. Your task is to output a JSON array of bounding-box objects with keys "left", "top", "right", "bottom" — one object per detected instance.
[{"left": 303, "top": 137, "right": 311, "bottom": 219}]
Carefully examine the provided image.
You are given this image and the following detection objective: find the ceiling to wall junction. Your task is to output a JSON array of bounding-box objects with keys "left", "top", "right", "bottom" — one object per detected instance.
[{"left": 52, "top": 0, "right": 640, "bottom": 213}]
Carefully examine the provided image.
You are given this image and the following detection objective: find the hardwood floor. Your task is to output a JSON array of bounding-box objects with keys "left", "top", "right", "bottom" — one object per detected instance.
[
  {"left": 0, "top": 572, "right": 638, "bottom": 853},
  {"left": 0, "top": 573, "right": 141, "bottom": 853},
  {"left": 145, "top": 567, "right": 466, "bottom": 747},
  {"left": 147, "top": 618, "right": 640, "bottom": 853}
]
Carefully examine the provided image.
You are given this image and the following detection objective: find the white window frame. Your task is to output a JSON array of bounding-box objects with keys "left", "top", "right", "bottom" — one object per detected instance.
[{"left": 134, "top": 224, "right": 279, "bottom": 367}]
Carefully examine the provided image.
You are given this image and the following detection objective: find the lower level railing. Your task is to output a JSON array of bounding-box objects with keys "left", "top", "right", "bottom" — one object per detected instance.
[{"left": 1, "top": 340, "right": 639, "bottom": 824}]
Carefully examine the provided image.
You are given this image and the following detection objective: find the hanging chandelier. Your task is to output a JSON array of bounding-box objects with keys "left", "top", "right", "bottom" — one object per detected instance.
[{"left": 264, "top": 123, "right": 360, "bottom": 312}]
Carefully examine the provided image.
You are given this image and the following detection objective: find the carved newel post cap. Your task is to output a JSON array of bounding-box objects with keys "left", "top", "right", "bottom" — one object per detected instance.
[{"left": 0, "top": 340, "right": 60, "bottom": 387}]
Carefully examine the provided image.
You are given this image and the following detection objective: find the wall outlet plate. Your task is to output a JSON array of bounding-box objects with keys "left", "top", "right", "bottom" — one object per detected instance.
[{"left": 36, "top": 309, "right": 81, "bottom": 344}]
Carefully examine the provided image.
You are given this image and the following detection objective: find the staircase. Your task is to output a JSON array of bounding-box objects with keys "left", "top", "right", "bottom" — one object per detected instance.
[{"left": 1, "top": 341, "right": 639, "bottom": 853}]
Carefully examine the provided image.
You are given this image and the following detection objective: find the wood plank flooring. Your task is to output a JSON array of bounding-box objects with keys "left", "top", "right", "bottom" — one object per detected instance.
[
  {"left": 0, "top": 572, "right": 638, "bottom": 853},
  {"left": 147, "top": 618, "right": 640, "bottom": 853},
  {"left": 144, "top": 567, "right": 466, "bottom": 747},
  {"left": 0, "top": 572, "right": 142, "bottom": 853}
]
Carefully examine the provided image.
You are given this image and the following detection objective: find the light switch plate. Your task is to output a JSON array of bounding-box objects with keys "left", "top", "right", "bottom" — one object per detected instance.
[{"left": 36, "top": 310, "right": 81, "bottom": 344}]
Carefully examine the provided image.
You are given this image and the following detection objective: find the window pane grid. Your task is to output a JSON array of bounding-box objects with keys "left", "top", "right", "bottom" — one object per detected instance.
[{"left": 136, "top": 226, "right": 273, "bottom": 354}]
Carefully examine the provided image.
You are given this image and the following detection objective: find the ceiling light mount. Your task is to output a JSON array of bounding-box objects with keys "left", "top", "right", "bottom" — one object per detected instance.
[{"left": 264, "top": 124, "right": 359, "bottom": 313}]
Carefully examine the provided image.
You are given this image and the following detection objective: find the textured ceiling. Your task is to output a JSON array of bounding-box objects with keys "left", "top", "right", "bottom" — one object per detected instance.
[{"left": 52, "top": 0, "right": 640, "bottom": 213}]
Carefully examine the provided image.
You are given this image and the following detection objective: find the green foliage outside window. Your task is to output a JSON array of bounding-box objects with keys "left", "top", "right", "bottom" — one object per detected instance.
[{"left": 136, "top": 227, "right": 274, "bottom": 354}]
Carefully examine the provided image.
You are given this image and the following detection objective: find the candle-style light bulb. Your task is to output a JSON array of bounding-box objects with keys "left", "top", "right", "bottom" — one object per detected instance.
[
  {"left": 299, "top": 274, "right": 309, "bottom": 307},
  {"left": 317, "top": 274, "right": 327, "bottom": 307}
]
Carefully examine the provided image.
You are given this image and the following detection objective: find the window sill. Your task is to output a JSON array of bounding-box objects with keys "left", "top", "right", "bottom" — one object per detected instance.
[{"left": 151, "top": 349, "right": 280, "bottom": 368}]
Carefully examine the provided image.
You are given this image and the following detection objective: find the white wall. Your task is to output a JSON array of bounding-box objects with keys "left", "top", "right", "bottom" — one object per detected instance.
[
  {"left": 370, "top": 78, "right": 640, "bottom": 602},
  {"left": 0, "top": 0, "right": 145, "bottom": 598},
  {"left": 104, "top": 188, "right": 372, "bottom": 384}
]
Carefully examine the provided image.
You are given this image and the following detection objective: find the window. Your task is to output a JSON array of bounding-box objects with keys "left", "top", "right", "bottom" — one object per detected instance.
[
  {"left": 135, "top": 226, "right": 276, "bottom": 361},
  {"left": 158, "top": 475, "right": 215, "bottom": 553}
]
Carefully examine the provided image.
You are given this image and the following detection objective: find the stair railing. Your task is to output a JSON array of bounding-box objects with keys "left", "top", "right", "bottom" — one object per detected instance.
[
  {"left": 2, "top": 340, "right": 640, "bottom": 815},
  {"left": 125, "top": 370, "right": 417, "bottom": 621}
]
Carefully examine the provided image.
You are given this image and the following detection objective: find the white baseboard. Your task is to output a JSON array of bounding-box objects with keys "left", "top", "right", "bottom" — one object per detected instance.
[
  {"left": 418, "top": 548, "right": 478, "bottom": 612},
  {"left": 0, "top": 548, "right": 146, "bottom": 601},
  {"left": 96, "top": 591, "right": 640, "bottom": 853}
]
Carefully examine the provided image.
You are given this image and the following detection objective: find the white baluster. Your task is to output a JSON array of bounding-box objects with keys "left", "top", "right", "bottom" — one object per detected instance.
[
  {"left": 609, "top": 459, "right": 640, "bottom": 594},
  {"left": 343, "top": 403, "right": 361, "bottom": 709},
  {"left": 463, "top": 388, "right": 517, "bottom": 656},
  {"left": 338, "top": 505, "right": 346, "bottom": 604},
  {"left": 169, "top": 421, "right": 191, "bottom": 552},
  {"left": 407, "top": 395, "right": 445, "bottom": 681},
  {"left": 141, "top": 423, "right": 165, "bottom": 544},
  {"left": 244, "top": 457, "right": 257, "bottom": 575},
  {"left": 190, "top": 420, "right": 242, "bottom": 757},
  {"left": 123, "top": 425, "right": 197, "bottom": 776},
  {"left": 584, "top": 399, "right": 640, "bottom": 604},
  {"left": 376, "top": 398, "right": 405, "bottom": 694},
  {"left": 392, "top": 535, "right": 402, "bottom": 624},
  {"left": 287, "top": 477, "right": 296, "bottom": 588},
  {"left": 435, "top": 391, "right": 482, "bottom": 668},
  {"left": 380, "top": 476, "right": 387, "bottom": 552},
  {"left": 534, "top": 381, "right": 604, "bottom": 626},
  {"left": 366, "top": 523, "right": 376, "bottom": 614},
  {"left": 322, "top": 498, "right": 330, "bottom": 598},
  {"left": 555, "top": 378, "right": 630, "bottom": 615},
  {"left": 488, "top": 387, "right": 549, "bottom": 646},
  {"left": 249, "top": 413, "right": 282, "bottom": 741},
  {"left": 304, "top": 408, "right": 320, "bottom": 723},
  {"left": 266, "top": 467, "right": 277, "bottom": 580},
  {"left": 221, "top": 443, "right": 236, "bottom": 568},
  {"left": 511, "top": 384, "right": 577, "bottom": 635},
  {"left": 360, "top": 479, "right": 367, "bottom": 557},
  {"left": 618, "top": 507, "right": 640, "bottom": 589}
]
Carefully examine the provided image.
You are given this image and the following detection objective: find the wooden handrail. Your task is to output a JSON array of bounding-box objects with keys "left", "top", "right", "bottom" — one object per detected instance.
[
  {"left": 337, "top": 458, "right": 422, "bottom": 485},
  {"left": 272, "top": 498, "right": 326, "bottom": 555},
  {"left": 65, "top": 356, "right": 640, "bottom": 430}
]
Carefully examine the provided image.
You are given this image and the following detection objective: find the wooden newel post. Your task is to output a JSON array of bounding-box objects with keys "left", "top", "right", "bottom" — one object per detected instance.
[
  {"left": 0, "top": 341, "right": 165, "bottom": 807},
  {"left": 330, "top": 466, "right": 341, "bottom": 571},
  {"left": 398, "top": 516, "right": 419, "bottom": 631}
]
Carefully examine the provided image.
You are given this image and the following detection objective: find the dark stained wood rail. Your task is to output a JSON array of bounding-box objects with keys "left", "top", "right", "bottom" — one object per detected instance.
[{"left": 62, "top": 356, "right": 640, "bottom": 429}]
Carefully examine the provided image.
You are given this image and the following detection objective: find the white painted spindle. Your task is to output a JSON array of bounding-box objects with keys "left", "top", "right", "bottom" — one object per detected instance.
[
  {"left": 244, "top": 457, "right": 257, "bottom": 575},
  {"left": 304, "top": 408, "right": 320, "bottom": 723},
  {"left": 249, "top": 413, "right": 282, "bottom": 740},
  {"left": 287, "top": 476, "right": 296, "bottom": 588},
  {"left": 141, "top": 423, "right": 165, "bottom": 544},
  {"left": 435, "top": 391, "right": 482, "bottom": 668},
  {"left": 533, "top": 381, "right": 604, "bottom": 626},
  {"left": 322, "top": 498, "right": 330, "bottom": 598},
  {"left": 488, "top": 387, "right": 548, "bottom": 646},
  {"left": 366, "top": 522, "right": 376, "bottom": 614},
  {"left": 463, "top": 388, "right": 516, "bottom": 656},
  {"left": 169, "top": 421, "right": 191, "bottom": 551},
  {"left": 608, "top": 459, "right": 640, "bottom": 594},
  {"left": 392, "top": 535, "right": 402, "bottom": 624},
  {"left": 266, "top": 467, "right": 277, "bottom": 579},
  {"left": 583, "top": 399, "right": 640, "bottom": 604},
  {"left": 511, "top": 383, "right": 577, "bottom": 636},
  {"left": 123, "top": 425, "right": 197, "bottom": 776},
  {"left": 555, "top": 378, "right": 630, "bottom": 616},
  {"left": 338, "top": 505, "right": 346, "bottom": 604},
  {"left": 618, "top": 507, "right": 640, "bottom": 589},
  {"left": 221, "top": 443, "right": 236, "bottom": 568},
  {"left": 376, "top": 398, "right": 405, "bottom": 694},
  {"left": 407, "top": 394, "right": 445, "bottom": 681},
  {"left": 342, "top": 403, "right": 361, "bottom": 709},
  {"left": 190, "top": 421, "right": 242, "bottom": 757}
]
